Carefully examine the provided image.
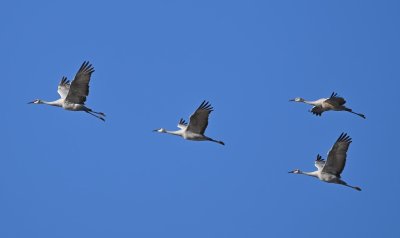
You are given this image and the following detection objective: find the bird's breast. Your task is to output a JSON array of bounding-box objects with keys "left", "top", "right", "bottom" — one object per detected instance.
[
  {"left": 183, "top": 131, "right": 206, "bottom": 141},
  {"left": 63, "top": 102, "right": 84, "bottom": 111},
  {"left": 319, "top": 173, "right": 338, "bottom": 183}
]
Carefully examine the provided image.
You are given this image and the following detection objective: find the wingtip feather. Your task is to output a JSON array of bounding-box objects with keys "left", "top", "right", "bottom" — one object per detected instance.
[
  {"left": 198, "top": 100, "right": 214, "bottom": 112},
  {"left": 79, "top": 61, "right": 95, "bottom": 74},
  {"left": 337, "top": 132, "right": 352, "bottom": 143}
]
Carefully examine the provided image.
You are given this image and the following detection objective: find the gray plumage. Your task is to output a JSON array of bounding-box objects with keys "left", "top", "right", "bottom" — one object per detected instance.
[
  {"left": 289, "top": 133, "right": 361, "bottom": 191},
  {"left": 29, "top": 61, "right": 105, "bottom": 121},
  {"left": 290, "top": 92, "right": 366, "bottom": 119},
  {"left": 154, "top": 100, "right": 224, "bottom": 145},
  {"left": 65, "top": 61, "right": 94, "bottom": 104}
]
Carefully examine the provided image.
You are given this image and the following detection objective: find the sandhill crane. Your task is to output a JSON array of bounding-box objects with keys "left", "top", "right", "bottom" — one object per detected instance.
[
  {"left": 289, "top": 133, "right": 361, "bottom": 191},
  {"left": 153, "top": 100, "right": 225, "bottom": 145},
  {"left": 28, "top": 61, "right": 106, "bottom": 121},
  {"left": 289, "top": 92, "right": 366, "bottom": 119}
]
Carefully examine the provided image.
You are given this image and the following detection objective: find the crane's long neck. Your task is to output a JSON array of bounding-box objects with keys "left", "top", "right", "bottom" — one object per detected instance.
[
  {"left": 165, "top": 130, "right": 183, "bottom": 137},
  {"left": 299, "top": 171, "right": 319, "bottom": 178},
  {"left": 303, "top": 100, "right": 319, "bottom": 106},
  {"left": 41, "top": 99, "right": 63, "bottom": 107}
]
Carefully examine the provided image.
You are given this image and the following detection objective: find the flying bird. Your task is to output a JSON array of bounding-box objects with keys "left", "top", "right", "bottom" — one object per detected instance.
[
  {"left": 29, "top": 61, "right": 106, "bottom": 121},
  {"left": 289, "top": 92, "right": 366, "bottom": 119},
  {"left": 289, "top": 133, "right": 361, "bottom": 191},
  {"left": 154, "top": 100, "right": 224, "bottom": 145}
]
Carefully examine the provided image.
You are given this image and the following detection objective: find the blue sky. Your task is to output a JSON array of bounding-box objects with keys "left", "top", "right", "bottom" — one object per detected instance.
[{"left": 1, "top": 0, "right": 399, "bottom": 237}]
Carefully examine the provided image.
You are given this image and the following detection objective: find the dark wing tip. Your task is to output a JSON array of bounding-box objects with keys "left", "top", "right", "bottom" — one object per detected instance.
[
  {"left": 316, "top": 154, "right": 323, "bottom": 161},
  {"left": 60, "top": 76, "right": 70, "bottom": 85},
  {"left": 79, "top": 61, "right": 95, "bottom": 74},
  {"left": 198, "top": 100, "right": 214, "bottom": 112},
  {"left": 311, "top": 111, "right": 322, "bottom": 116},
  {"left": 179, "top": 118, "right": 188, "bottom": 125},
  {"left": 337, "top": 133, "right": 352, "bottom": 143}
]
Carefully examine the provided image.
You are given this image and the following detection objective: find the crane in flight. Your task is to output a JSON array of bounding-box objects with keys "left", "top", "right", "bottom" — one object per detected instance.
[
  {"left": 289, "top": 133, "right": 361, "bottom": 191},
  {"left": 154, "top": 100, "right": 224, "bottom": 145},
  {"left": 289, "top": 92, "right": 366, "bottom": 119},
  {"left": 28, "top": 61, "right": 106, "bottom": 121}
]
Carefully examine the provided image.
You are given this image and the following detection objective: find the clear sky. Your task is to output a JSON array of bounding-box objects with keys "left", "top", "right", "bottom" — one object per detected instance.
[{"left": 1, "top": 0, "right": 399, "bottom": 237}]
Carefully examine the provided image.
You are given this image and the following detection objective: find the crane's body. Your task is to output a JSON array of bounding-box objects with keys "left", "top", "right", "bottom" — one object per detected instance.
[
  {"left": 29, "top": 61, "right": 105, "bottom": 121},
  {"left": 157, "top": 129, "right": 220, "bottom": 142},
  {"left": 297, "top": 170, "right": 352, "bottom": 186},
  {"left": 289, "top": 133, "right": 361, "bottom": 191},
  {"left": 34, "top": 99, "right": 86, "bottom": 111},
  {"left": 154, "top": 101, "right": 224, "bottom": 145},
  {"left": 290, "top": 92, "right": 366, "bottom": 119}
]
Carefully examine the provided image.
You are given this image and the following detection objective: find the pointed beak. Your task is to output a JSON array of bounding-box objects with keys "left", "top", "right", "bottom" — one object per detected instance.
[
  {"left": 289, "top": 99, "right": 295, "bottom": 102},
  {"left": 27, "top": 101, "right": 35, "bottom": 104},
  {"left": 152, "top": 129, "right": 158, "bottom": 132},
  {"left": 288, "top": 171, "right": 294, "bottom": 173}
]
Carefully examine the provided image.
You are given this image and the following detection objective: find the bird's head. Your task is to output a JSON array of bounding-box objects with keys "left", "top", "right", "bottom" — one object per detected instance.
[
  {"left": 153, "top": 128, "right": 166, "bottom": 133},
  {"left": 288, "top": 169, "right": 301, "bottom": 174},
  {"left": 289, "top": 97, "right": 305, "bottom": 102},
  {"left": 28, "top": 99, "right": 43, "bottom": 104}
]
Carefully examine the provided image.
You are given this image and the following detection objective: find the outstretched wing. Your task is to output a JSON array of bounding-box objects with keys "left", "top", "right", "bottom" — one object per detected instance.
[
  {"left": 310, "top": 106, "right": 324, "bottom": 116},
  {"left": 57, "top": 76, "right": 70, "bottom": 99},
  {"left": 325, "top": 92, "right": 346, "bottom": 106},
  {"left": 314, "top": 154, "right": 325, "bottom": 171},
  {"left": 177, "top": 118, "right": 188, "bottom": 130},
  {"left": 65, "top": 61, "right": 95, "bottom": 104},
  {"left": 322, "top": 133, "right": 352, "bottom": 177},
  {"left": 187, "top": 100, "right": 213, "bottom": 134}
]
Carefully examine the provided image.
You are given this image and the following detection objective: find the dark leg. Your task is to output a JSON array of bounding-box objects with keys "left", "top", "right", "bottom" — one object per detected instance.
[
  {"left": 338, "top": 179, "right": 362, "bottom": 191},
  {"left": 85, "top": 107, "right": 106, "bottom": 117},
  {"left": 85, "top": 110, "right": 105, "bottom": 121},
  {"left": 208, "top": 137, "right": 225, "bottom": 146},
  {"left": 344, "top": 108, "right": 366, "bottom": 119},
  {"left": 93, "top": 111, "right": 106, "bottom": 117},
  {"left": 89, "top": 109, "right": 106, "bottom": 117}
]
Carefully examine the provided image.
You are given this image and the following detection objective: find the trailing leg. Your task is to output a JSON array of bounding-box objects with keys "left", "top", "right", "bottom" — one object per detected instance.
[
  {"left": 85, "top": 110, "right": 105, "bottom": 121},
  {"left": 207, "top": 137, "right": 225, "bottom": 146},
  {"left": 88, "top": 108, "right": 106, "bottom": 117},
  {"left": 344, "top": 107, "right": 366, "bottom": 119},
  {"left": 338, "top": 179, "right": 362, "bottom": 191}
]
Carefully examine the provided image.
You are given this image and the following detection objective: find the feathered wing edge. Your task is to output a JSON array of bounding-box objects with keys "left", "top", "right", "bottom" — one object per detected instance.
[
  {"left": 59, "top": 76, "right": 70, "bottom": 86},
  {"left": 336, "top": 132, "right": 352, "bottom": 144},
  {"left": 179, "top": 118, "right": 188, "bottom": 126},
  {"left": 197, "top": 100, "right": 214, "bottom": 112}
]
